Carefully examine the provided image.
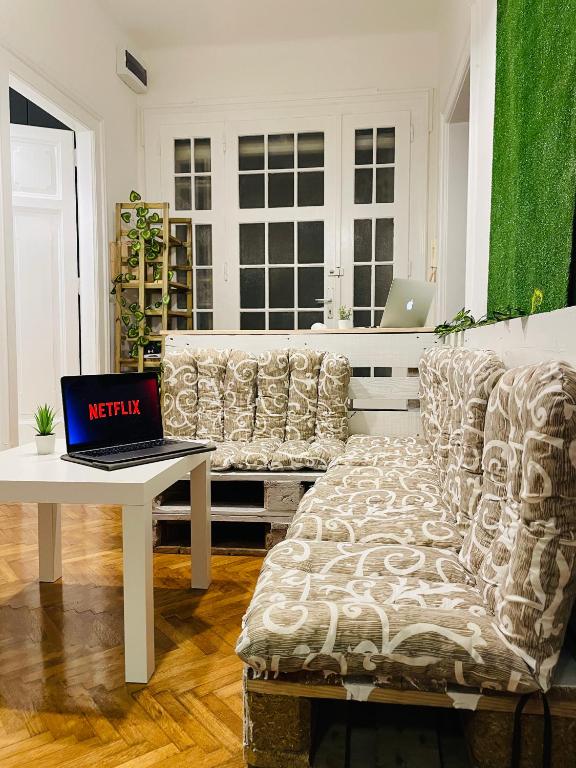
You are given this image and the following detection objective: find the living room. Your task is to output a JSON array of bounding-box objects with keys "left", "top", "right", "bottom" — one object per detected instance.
[{"left": 0, "top": 1, "right": 574, "bottom": 766}]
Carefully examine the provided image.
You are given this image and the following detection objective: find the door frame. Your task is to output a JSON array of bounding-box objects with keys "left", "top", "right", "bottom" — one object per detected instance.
[{"left": 0, "top": 48, "right": 107, "bottom": 448}]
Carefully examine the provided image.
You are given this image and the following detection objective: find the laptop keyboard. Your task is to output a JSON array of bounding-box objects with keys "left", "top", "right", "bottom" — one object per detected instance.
[{"left": 79, "top": 438, "right": 171, "bottom": 457}]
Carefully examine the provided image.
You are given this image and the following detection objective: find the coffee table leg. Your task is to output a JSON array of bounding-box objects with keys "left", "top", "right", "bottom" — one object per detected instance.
[
  {"left": 38, "top": 503, "right": 62, "bottom": 582},
  {"left": 190, "top": 458, "right": 211, "bottom": 589},
  {"left": 122, "top": 501, "right": 154, "bottom": 683}
]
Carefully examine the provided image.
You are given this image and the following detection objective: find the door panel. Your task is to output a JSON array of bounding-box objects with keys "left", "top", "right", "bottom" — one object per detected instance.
[{"left": 10, "top": 125, "right": 78, "bottom": 442}]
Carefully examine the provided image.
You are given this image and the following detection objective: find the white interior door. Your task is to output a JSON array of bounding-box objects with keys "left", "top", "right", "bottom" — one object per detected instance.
[{"left": 10, "top": 124, "right": 79, "bottom": 442}]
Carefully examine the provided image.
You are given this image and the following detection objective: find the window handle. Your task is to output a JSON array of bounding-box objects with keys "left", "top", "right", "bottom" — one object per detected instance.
[{"left": 315, "top": 298, "right": 332, "bottom": 305}]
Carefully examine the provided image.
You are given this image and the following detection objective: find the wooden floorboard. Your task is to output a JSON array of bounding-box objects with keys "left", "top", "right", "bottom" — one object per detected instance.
[{"left": 0, "top": 501, "right": 263, "bottom": 768}]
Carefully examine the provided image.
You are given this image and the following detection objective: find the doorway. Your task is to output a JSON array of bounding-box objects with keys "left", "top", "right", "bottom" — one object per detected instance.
[
  {"left": 439, "top": 68, "right": 471, "bottom": 322},
  {"left": 9, "top": 88, "right": 80, "bottom": 441}
]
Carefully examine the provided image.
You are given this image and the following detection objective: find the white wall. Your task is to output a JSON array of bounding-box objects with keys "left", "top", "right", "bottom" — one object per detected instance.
[
  {"left": 437, "top": 0, "right": 472, "bottom": 112},
  {"left": 0, "top": 0, "right": 140, "bottom": 447}
]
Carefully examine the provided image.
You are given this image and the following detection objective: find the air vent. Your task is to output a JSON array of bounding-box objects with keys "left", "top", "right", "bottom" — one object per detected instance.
[{"left": 116, "top": 47, "right": 148, "bottom": 94}]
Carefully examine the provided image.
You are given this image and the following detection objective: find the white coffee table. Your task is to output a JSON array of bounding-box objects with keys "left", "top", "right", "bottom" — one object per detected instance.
[{"left": 0, "top": 439, "right": 212, "bottom": 683}]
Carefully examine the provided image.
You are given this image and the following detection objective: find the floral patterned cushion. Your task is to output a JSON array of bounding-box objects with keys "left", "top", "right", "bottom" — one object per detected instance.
[
  {"left": 253, "top": 350, "right": 290, "bottom": 440},
  {"left": 285, "top": 349, "right": 324, "bottom": 442},
  {"left": 315, "top": 353, "right": 350, "bottom": 441},
  {"left": 223, "top": 350, "right": 258, "bottom": 441},
  {"left": 269, "top": 438, "right": 346, "bottom": 472},
  {"left": 162, "top": 347, "right": 199, "bottom": 438}
]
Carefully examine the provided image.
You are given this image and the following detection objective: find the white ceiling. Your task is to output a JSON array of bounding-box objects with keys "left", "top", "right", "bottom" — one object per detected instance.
[{"left": 102, "top": 0, "right": 445, "bottom": 49}]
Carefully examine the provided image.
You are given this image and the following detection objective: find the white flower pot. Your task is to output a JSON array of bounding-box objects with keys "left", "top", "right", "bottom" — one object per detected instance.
[
  {"left": 338, "top": 319, "right": 353, "bottom": 329},
  {"left": 35, "top": 434, "right": 56, "bottom": 455}
]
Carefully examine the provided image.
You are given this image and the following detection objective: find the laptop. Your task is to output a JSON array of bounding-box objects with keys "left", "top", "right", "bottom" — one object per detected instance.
[
  {"left": 60, "top": 372, "right": 214, "bottom": 470},
  {"left": 379, "top": 278, "right": 436, "bottom": 328}
]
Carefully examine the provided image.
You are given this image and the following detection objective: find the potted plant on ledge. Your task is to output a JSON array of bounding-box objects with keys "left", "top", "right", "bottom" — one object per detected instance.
[
  {"left": 34, "top": 404, "right": 57, "bottom": 455},
  {"left": 338, "top": 305, "right": 353, "bottom": 329}
]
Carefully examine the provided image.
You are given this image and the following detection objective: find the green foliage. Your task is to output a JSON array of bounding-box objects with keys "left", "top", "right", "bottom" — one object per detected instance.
[
  {"left": 34, "top": 404, "right": 57, "bottom": 436},
  {"left": 434, "top": 288, "right": 544, "bottom": 337},
  {"left": 488, "top": 0, "right": 576, "bottom": 314},
  {"left": 338, "top": 305, "right": 351, "bottom": 320}
]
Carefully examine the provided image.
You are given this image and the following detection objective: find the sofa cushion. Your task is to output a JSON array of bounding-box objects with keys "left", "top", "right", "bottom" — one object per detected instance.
[
  {"left": 269, "top": 438, "right": 346, "bottom": 472},
  {"left": 315, "top": 353, "right": 350, "bottom": 441},
  {"left": 223, "top": 350, "right": 258, "bottom": 441},
  {"left": 332, "top": 436, "right": 431, "bottom": 470},
  {"left": 236, "top": 538, "right": 537, "bottom": 692},
  {"left": 234, "top": 438, "right": 281, "bottom": 471},
  {"left": 210, "top": 441, "right": 240, "bottom": 471},
  {"left": 196, "top": 348, "right": 229, "bottom": 441},
  {"left": 285, "top": 349, "right": 324, "bottom": 441},
  {"left": 162, "top": 347, "right": 199, "bottom": 438},
  {"left": 253, "top": 350, "right": 290, "bottom": 440},
  {"left": 470, "top": 362, "right": 576, "bottom": 691}
]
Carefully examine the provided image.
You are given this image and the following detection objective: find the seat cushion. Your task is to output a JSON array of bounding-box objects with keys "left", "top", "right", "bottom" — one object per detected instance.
[
  {"left": 333, "top": 436, "right": 432, "bottom": 470},
  {"left": 236, "top": 538, "right": 537, "bottom": 692},
  {"left": 269, "top": 438, "right": 346, "bottom": 471}
]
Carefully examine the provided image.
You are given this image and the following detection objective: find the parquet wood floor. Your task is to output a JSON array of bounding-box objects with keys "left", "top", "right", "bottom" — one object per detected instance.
[{"left": 0, "top": 501, "right": 263, "bottom": 767}]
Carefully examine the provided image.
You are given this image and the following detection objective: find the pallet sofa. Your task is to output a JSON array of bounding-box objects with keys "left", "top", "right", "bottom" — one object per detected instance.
[{"left": 236, "top": 346, "right": 576, "bottom": 768}]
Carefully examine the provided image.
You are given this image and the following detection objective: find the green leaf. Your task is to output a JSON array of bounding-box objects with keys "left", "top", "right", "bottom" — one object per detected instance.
[
  {"left": 138, "top": 336, "right": 148, "bottom": 346},
  {"left": 110, "top": 286, "right": 116, "bottom": 295},
  {"left": 130, "top": 343, "right": 139, "bottom": 358},
  {"left": 143, "top": 325, "right": 151, "bottom": 335},
  {"left": 127, "top": 326, "right": 139, "bottom": 338},
  {"left": 128, "top": 256, "right": 139, "bottom": 267},
  {"left": 121, "top": 211, "right": 132, "bottom": 223},
  {"left": 154, "top": 300, "right": 162, "bottom": 309},
  {"left": 120, "top": 297, "right": 127, "bottom": 307},
  {"left": 34, "top": 403, "right": 57, "bottom": 436},
  {"left": 128, "top": 228, "right": 139, "bottom": 239},
  {"left": 129, "top": 190, "right": 141, "bottom": 202},
  {"left": 150, "top": 227, "right": 160, "bottom": 238},
  {"left": 136, "top": 206, "right": 149, "bottom": 217},
  {"left": 134, "top": 310, "right": 145, "bottom": 321},
  {"left": 132, "top": 241, "right": 142, "bottom": 251},
  {"left": 128, "top": 302, "right": 139, "bottom": 313},
  {"left": 121, "top": 314, "right": 130, "bottom": 327},
  {"left": 142, "top": 229, "right": 151, "bottom": 240},
  {"left": 162, "top": 293, "right": 170, "bottom": 305},
  {"left": 148, "top": 212, "right": 160, "bottom": 223}
]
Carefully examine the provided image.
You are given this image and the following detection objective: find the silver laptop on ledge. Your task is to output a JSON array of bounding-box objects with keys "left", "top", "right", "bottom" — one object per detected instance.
[{"left": 379, "top": 278, "right": 435, "bottom": 328}]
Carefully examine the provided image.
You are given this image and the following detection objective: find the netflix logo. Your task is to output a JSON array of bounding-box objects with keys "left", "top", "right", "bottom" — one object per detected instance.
[{"left": 88, "top": 399, "right": 141, "bottom": 420}]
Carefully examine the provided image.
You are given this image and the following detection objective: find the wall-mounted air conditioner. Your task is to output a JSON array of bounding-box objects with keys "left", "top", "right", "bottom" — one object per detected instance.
[{"left": 116, "top": 48, "right": 148, "bottom": 94}]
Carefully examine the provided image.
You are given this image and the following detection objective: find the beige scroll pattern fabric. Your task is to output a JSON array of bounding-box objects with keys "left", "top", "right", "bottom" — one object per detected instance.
[
  {"left": 196, "top": 348, "right": 229, "bottom": 441},
  {"left": 285, "top": 349, "right": 324, "bottom": 442},
  {"left": 223, "top": 350, "right": 258, "bottom": 441},
  {"left": 253, "top": 350, "right": 290, "bottom": 440},
  {"left": 315, "top": 353, "right": 350, "bottom": 441},
  {"left": 162, "top": 347, "right": 199, "bottom": 438}
]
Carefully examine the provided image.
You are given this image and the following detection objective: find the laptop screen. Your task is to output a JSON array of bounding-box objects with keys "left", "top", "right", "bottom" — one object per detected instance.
[{"left": 61, "top": 372, "right": 163, "bottom": 453}]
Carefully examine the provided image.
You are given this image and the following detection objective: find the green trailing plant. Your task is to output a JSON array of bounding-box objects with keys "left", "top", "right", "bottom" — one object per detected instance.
[
  {"left": 34, "top": 404, "right": 57, "bottom": 436},
  {"left": 434, "top": 288, "right": 543, "bottom": 338},
  {"left": 111, "top": 190, "right": 173, "bottom": 358},
  {"left": 338, "top": 305, "right": 352, "bottom": 321}
]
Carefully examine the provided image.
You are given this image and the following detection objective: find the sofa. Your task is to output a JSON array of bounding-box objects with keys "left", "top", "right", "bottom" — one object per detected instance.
[
  {"left": 162, "top": 347, "right": 351, "bottom": 471},
  {"left": 235, "top": 346, "right": 576, "bottom": 767}
]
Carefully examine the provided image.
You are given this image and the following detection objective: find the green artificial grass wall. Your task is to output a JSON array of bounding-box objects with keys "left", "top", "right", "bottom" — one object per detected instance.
[{"left": 488, "top": 0, "right": 576, "bottom": 314}]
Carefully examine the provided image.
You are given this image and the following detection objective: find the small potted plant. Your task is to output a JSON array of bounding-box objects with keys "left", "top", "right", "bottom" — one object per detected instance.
[
  {"left": 338, "top": 305, "right": 353, "bottom": 329},
  {"left": 33, "top": 404, "right": 57, "bottom": 455}
]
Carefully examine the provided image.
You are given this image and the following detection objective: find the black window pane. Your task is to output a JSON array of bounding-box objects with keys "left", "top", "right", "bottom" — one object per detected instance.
[
  {"left": 354, "top": 265, "right": 371, "bottom": 307},
  {"left": 298, "top": 311, "right": 324, "bottom": 329},
  {"left": 269, "top": 222, "right": 294, "bottom": 263},
  {"left": 240, "top": 268, "right": 265, "bottom": 308},
  {"left": 298, "top": 266, "right": 323, "bottom": 308},
  {"left": 353, "top": 367, "right": 370, "bottom": 377},
  {"left": 240, "top": 223, "right": 265, "bottom": 265},
  {"left": 239, "top": 174, "right": 265, "bottom": 208},
  {"left": 268, "top": 172, "right": 294, "bottom": 208},
  {"left": 298, "top": 221, "right": 324, "bottom": 263},
  {"left": 376, "top": 127, "right": 395, "bottom": 164},
  {"left": 239, "top": 135, "right": 264, "bottom": 170},
  {"left": 353, "top": 310, "right": 371, "bottom": 327},
  {"left": 269, "top": 267, "right": 294, "bottom": 308},
  {"left": 269, "top": 311, "right": 295, "bottom": 330},
  {"left": 376, "top": 167, "right": 394, "bottom": 203},
  {"left": 354, "top": 219, "right": 372, "bottom": 262},
  {"left": 194, "top": 138, "right": 211, "bottom": 172},
  {"left": 268, "top": 134, "right": 294, "bottom": 169},
  {"left": 298, "top": 171, "right": 324, "bottom": 206},
  {"left": 196, "top": 269, "right": 213, "bottom": 309},
  {"left": 195, "top": 176, "right": 211, "bottom": 210},
  {"left": 354, "top": 169, "right": 373, "bottom": 204},
  {"left": 196, "top": 312, "right": 213, "bottom": 330},
  {"left": 375, "top": 219, "right": 394, "bottom": 261},
  {"left": 298, "top": 132, "right": 324, "bottom": 168},
  {"left": 375, "top": 367, "right": 392, "bottom": 377},
  {"left": 195, "top": 225, "right": 212, "bottom": 265},
  {"left": 375, "top": 264, "right": 393, "bottom": 306},
  {"left": 240, "top": 312, "right": 266, "bottom": 330},
  {"left": 374, "top": 309, "right": 383, "bottom": 326},
  {"left": 175, "top": 176, "right": 191, "bottom": 209},
  {"left": 174, "top": 139, "right": 191, "bottom": 173},
  {"left": 355, "top": 129, "right": 373, "bottom": 165}
]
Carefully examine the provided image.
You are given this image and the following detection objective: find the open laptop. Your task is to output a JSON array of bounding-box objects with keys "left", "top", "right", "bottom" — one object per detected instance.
[
  {"left": 61, "top": 372, "right": 214, "bottom": 470},
  {"left": 379, "top": 278, "right": 436, "bottom": 328}
]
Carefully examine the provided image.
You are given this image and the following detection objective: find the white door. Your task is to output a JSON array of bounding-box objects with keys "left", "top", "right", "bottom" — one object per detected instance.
[{"left": 10, "top": 124, "right": 79, "bottom": 442}]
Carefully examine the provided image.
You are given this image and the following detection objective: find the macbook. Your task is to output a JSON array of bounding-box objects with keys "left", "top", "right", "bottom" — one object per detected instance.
[
  {"left": 379, "top": 278, "right": 436, "bottom": 328},
  {"left": 60, "top": 372, "right": 213, "bottom": 470}
]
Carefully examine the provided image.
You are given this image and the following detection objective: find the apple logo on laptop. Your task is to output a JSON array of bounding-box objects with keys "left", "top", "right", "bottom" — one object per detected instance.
[{"left": 406, "top": 299, "right": 414, "bottom": 311}]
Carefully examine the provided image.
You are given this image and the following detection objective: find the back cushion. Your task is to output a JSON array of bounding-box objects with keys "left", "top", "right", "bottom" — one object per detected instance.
[
  {"left": 474, "top": 362, "right": 576, "bottom": 691},
  {"left": 285, "top": 349, "right": 324, "bottom": 441},
  {"left": 253, "top": 350, "right": 290, "bottom": 440},
  {"left": 443, "top": 349, "right": 505, "bottom": 531},
  {"left": 196, "top": 348, "right": 229, "bottom": 441},
  {"left": 162, "top": 347, "right": 198, "bottom": 438},
  {"left": 315, "top": 352, "right": 350, "bottom": 441},
  {"left": 223, "top": 350, "right": 258, "bottom": 441}
]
